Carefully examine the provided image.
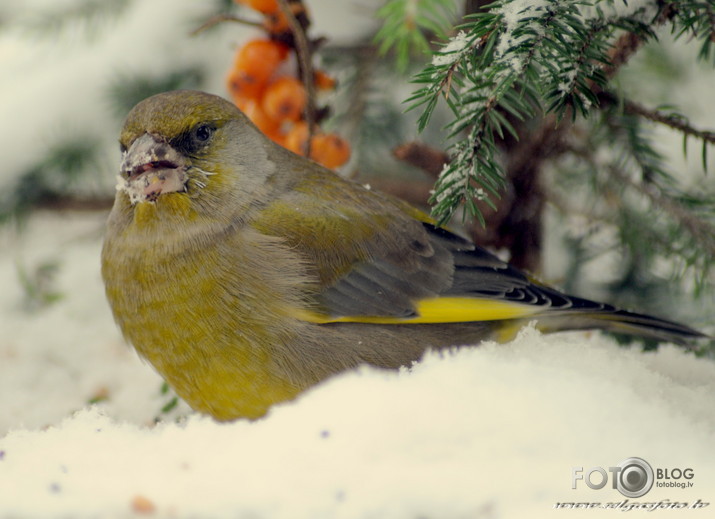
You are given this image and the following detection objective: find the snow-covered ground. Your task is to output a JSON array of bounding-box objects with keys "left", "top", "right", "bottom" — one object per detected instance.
[{"left": 2, "top": 211, "right": 714, "bottom": 518}]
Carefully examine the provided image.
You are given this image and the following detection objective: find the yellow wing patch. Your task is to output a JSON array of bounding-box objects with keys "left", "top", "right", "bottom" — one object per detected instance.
[{"left": 297, "top": 297, "right": 542, "bottom": 324}]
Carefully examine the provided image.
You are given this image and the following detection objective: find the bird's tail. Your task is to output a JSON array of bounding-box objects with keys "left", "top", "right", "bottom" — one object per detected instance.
[{"left": 526, "top": 307, "right": 708, "bottom": 346}]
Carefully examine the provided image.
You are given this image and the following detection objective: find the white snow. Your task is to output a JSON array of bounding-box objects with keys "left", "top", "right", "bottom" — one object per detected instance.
[
  {"left": 432, "top": 30, "right": 471, "bottom": 67},
  {"left": 580, "top": 0, "right": 661, "bottom": 26},
  {"left": 494, "top": 0, "right": 549, "bottom": 63}
]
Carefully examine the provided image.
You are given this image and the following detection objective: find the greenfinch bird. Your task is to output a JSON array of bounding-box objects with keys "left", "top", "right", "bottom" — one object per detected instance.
[{"left": 102, "top": 90, "right": 705, "bottom": 421}]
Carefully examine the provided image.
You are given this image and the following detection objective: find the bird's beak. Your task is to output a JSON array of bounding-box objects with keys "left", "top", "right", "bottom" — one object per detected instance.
[{"left": 117, "top": 133, "right": 189, "bottom": 204}]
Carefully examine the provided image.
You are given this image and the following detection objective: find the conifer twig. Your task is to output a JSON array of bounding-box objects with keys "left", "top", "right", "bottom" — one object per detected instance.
[
  {"left": 606, "top": 165, "right": 715, "bottom": 258},
  {"left": 601, "top": 31, "right": 645, "bottom": 80},
  {"left": 623, "top": 100, "right": 715, "bottom": 146}
]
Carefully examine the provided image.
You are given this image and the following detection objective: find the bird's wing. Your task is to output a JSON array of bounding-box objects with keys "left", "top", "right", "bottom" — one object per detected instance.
[
  {"left": 251, "top": 170, "right": 581, "bottom": 324},
  {"left": 250, "top": 170, "right": 706, "bottom": 342},
  {"left": 252, "top": 170, "right": 703, "bottom": 342}
]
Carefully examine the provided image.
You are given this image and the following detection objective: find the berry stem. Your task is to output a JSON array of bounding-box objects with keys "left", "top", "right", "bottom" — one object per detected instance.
[
  {"left": 276, "top": 0, "right": 316, "bottom": 156},
  {"left": 191, "top": 14, "right": 262, "bottom": 36}
]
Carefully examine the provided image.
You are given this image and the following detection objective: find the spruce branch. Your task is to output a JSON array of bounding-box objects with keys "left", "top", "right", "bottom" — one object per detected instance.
[
  {"left": 602, "top": 31, "right": 644, "bottom": 79},
  {"left": 597, "top": 90, "right": 715, "bottom": 172},
  {"left": 606, "top": 165, "right": 715, "bottom": 260},
  {"left": 555, "top": 120, "right": 714, "bottom": 293},
  {"left": 598, "top": 90, "right": 715, "bottom": 147},
  {"left": 624, "top": 99, "right": 715, "bottom": 146},
  {"left": 624, "top": 97, "right": 715, "bottom": 171},
  {"left": 388, "top": 0, "right": 715, "bottom": 282},
  {"left": 409, "top": 0, "right": 588, "bottom": 224},
  {"left": 668, "top": 0, "right": 715, "bottom": 64},
  {"left": 374, "top": 0, "right": 458, "bottom": 72},
  {"left": 404, "top": 0, "right": 713, "bottom": 229},
  {"left": 594, "top": 111, "right": 712, "bottom": 285}
]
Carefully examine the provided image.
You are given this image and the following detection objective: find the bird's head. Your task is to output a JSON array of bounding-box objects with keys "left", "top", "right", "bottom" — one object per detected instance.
[{"left": 117, "top": 90, "right": 279, "bottom": 215}]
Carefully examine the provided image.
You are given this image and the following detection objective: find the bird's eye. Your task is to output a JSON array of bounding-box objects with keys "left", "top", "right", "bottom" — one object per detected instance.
[
  {"left": 194, "top": 124, "right": 214, "bottom": 143},
  {"left": 172, "top": 123, "right": 218, "bottom": 155}
]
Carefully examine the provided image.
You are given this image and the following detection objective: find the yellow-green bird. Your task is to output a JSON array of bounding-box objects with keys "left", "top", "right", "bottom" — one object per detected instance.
[{"left": 102, "top": 90, "right": 704, "bottom": 421}]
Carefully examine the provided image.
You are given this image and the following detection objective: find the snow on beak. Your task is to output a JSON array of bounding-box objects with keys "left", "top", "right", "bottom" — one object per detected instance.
[{"left": 117, "top": 133, "right": 189, "bottom": 204}]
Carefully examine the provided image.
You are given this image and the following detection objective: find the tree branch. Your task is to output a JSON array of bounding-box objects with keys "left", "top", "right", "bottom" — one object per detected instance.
[
  {"left": 607, "top": 165, "right": 715, "bottom": 258},
  {"left": 276, "top": 0, "right": 317, "bottom": 155},
  {"left": 190, "top": 14, "right": 261, "bottom": 36},
  {"left": 623, "top": 100, "right": 715, "bottom": 146},
  {"left": 602, "top": 31, "right": 644, "bottom": 80},
  {"left": 599, "top": 3, "right": 675, "bottom": 82},
  {"left": 392, "top": 141, "right": 448, "bottom": 178}
]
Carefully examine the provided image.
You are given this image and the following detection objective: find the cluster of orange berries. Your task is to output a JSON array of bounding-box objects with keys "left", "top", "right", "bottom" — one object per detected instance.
[{"left": 228, "top": 0, "right": 351, "bottom": 169}]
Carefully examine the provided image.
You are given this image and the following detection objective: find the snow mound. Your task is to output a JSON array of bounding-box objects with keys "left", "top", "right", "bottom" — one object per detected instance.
[{"left": 2, "top": 326, "right": 714, "bottom": 518}]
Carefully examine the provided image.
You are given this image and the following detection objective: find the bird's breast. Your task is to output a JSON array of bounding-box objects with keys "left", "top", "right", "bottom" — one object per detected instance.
[{"left": 101, "top": 215, "right": 308, "bottom": 419}]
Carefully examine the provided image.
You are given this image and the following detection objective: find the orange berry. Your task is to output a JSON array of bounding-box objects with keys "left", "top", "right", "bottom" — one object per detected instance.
[
  {"left": 314, "top": 70, "right": 336, "bottom": 91},
  {"left": 310, "top": 133, "right": 351, "bottom": 169},
  {"left": 262, "top": 77, "right": 307, "bottom": 122},
  {"left": 263, "top": 11, "right": 289, "bottom": 34},
  {"left": 236, "top": 0, "right": 279, "bottom": 14},
  {"left": 262, "top": 3, "right": 306, "bottom": 35},
  {"left": 226, "top": 68, "right": 264, "bottom": 101},
  {"left": 233, "top": 39, "right": 289, "bottom": 75},
  {"left": 284, "top": 121, "right": 309, "bottom": 155},
  {"left": 236, "top": 99, "right": 281, "bottom": 136},
  {"left": 228, "top": 39, "right": 289, "bottom": 100},
  {"left": 131, "top": 495, "right": 156, "bottom": 514}
]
